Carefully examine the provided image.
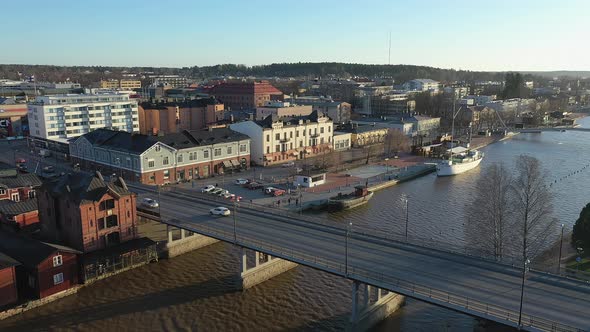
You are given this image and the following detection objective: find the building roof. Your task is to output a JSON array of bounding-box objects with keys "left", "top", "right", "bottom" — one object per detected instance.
[
  {"left": 210, "top": 81, "right": 283, "bottom": 95},
  {"left": 255, "top": 110, "right": 328, "bottom": 129},
  {"left": 77, "top": 128, "right": 250, "bottom": 154},
  {"left": 408, "top": 115, "right": 440, "bottom": 122},
  {"left": 0, "top": 172, "right": 42, "bottom": 189},
  {"left": 0, "top": 252, "right": 20, "bottom": 269},
  {"left": 42, "top": 171, "right": 133, "bottom": 204},
  {"left": 0, "top": 199, "right": 38, "bottom": 216},
  {"left": 0, "top": 231, "right": 79, "bottom": 269},
  {"left": 409, "top": 79, "right": 439, "bottom": 84},
  {"left": 139, "top": 96, "right": 221, "bottom": 109},
  {"left": 337, "top": 123, "right": 387, "bottom": 134}
]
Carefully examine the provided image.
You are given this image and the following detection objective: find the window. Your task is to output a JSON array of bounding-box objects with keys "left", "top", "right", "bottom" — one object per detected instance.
[
  {"left": 321, "top": 137, "right": 325, "bottom": 144},
  {"left": 203, "top": 150, "right": 209, "bottom": 158},
  {"left": 214, "top": 148, "right": 221, "bottom": 157},
  {"left": 320, "top": 127, "right": 324, "bottom": 134},
  {"left": 239, "top": 144, "right": 247, "bottom": 152},
  {"left": 266, "top": 135, "right": 270, "bottom": 142},
  {"left": 11, "top": 193, "right": 19, "bottom": 202},
  {"left": 106, "top": 215, "right": 118, "bottom": 228},
  {"left": 155, "top": 145, "right": 161, "bottom": 152},
  {"left": 163, "top": 170, "right": 170, "bottom": 179},
  {"left": 177, "top": 154, "right": 183, "bottom": 163},
  {"left": 28, "top": 190, "right": 36, "bottom": 199},
  {"left": 148, "top": 159, "right": 155, "bottom": 168},
  {"left": 100, "top": 199, "right": 115, "bottom": 211},
  {"left": 328, "top": 126, "right": 331, "bottom": 132},
  {"left": 53, "top": 273, "right": 64, "bottom": 285},
  {"left": 266, "top": 146, "right": 270, "bottom": 153},
  {"left": 53, "top": 255, "right": 63, "bottom": 267},
  {"left": 275, "top": 145, "right": 280, "bottom": 152},
  {"left": 290, "top": 131, "right": 293, "bottom": 138},
  {"left": 0, "top": 189, "right": 5, "bottom": 195},
  {"left": 163, "top": 157, "right": 169, "bottom": 165},
  {"left": 275, "top": 133, "right": 280, "bottom": 140}
]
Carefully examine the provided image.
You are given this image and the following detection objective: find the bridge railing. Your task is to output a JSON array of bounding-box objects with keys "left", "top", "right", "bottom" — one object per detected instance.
[{"left": 167, "top": 219, "right": 582, "bottom": 332}]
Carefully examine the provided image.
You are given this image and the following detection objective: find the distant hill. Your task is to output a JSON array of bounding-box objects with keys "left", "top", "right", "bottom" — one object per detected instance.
[
  {"left": 2, "top": 62, "right": 580, "bottom": 85},
  {"left": 521, "top": 71, "right": 590, "bottom": 79}
]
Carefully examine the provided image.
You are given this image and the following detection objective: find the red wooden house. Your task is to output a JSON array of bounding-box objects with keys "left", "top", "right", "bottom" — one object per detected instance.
[
  {"left": 0, "top": 231, "right": 80, "bottom": 299},
  {"left": 0, "top": 252, "right": 19, "bottom": 307},
  {"left": 0, "top": 199, "right": 39, "bottom": 229}
]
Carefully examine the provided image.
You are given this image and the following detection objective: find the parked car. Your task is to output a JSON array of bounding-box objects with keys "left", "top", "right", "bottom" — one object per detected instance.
[
  {"left": 216, "top": 189, "right": 230, "bottom": 197},
  {"left": 200, "top": 185, "right": 216, "bottom": 193},
  {"left": 234, "top": 178, "right": 249, "bottom": 185},
  {"left": 15, "top": 158, "right": 26, "bottom": 164},
  {"left": 221, "top": 192, "right": 234, "bottom": 199},
  {"left": 141, "top": 198, "right": 159, "bottom": 209},
  {"left": 209, "top": 207, "right": 230, "bottom": 216},
  {"left": 282, "top": 161, "right": 295, "bottom": 168},
  {"left": 42, "top": 165, "right": 55, "bottom": 173},
  {"left": 209, "top": 187, "right": 225, "bottom": 195},
  {"left": 265, "top": 187, "right": 286, "bottom": 196},
  {"left": 247, "top": 182, "right": 263, "bottom": 190},
  {"left": 17, "top": 164, "right": 27, "bottom": 173}
]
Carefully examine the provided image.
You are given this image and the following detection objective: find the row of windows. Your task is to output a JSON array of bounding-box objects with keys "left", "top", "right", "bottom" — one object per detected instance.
[
  {"left": 266, "top": 127, "right": 331, "bottom": 142},
  {"left": 266, "top": 137, "right": 332, "bottom": 153}
]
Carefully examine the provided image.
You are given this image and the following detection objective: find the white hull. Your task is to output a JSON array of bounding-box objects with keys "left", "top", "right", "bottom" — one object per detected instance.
[{"left": 436, "top": 157, "right": 483, "bottom": 176}]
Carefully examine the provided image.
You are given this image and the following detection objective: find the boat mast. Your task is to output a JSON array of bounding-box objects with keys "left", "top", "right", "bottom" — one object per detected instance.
[{"left": 450, "top": 91, "right": 456, "bottom": 161}]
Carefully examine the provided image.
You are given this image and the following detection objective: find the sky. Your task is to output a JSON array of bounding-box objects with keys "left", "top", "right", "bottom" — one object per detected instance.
[{"left": 1, "top": 0, "right": 589, "bottom": 71}]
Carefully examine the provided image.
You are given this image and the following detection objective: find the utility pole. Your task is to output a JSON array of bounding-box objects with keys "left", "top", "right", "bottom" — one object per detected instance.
[
  {"left": 345, "top": 222, "right": 352, "bottom": 276},
  {"left": 405, "top": 197, "right": 409, "bottom": 242},
  {"left": 557, "top": 224, "right": 565, "bottom": 274},
  {"left": 233, "top": 200, "right": 237, "bottom": 244}
]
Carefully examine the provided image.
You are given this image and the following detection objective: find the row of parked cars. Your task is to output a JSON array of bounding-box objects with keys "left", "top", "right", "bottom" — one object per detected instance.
[
  {"left": 200, "top": 184, "right": 243, "bottom": 201},
  {"left": 233, "top": 178, "right": 286, "bottom": 197}
]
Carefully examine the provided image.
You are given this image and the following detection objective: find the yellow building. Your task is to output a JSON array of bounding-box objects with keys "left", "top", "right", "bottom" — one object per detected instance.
[{"left": 99, "top": 79, "right": 141, "bottom": 89}]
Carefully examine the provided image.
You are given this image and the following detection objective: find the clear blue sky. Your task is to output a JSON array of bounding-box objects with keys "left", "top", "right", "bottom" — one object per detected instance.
[{"left": 1, "top": 0, "right": 588, "bottom": 71}]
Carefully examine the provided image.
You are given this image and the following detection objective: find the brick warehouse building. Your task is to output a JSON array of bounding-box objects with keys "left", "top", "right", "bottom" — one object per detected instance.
[
  {"left": 0, "top": 164, "right": 42, "bottom": 202},
  {"left": 38, "top": 172, "right": 138, "bottom": 253},
  {"left": 209, "top": 81, "right": 283, "bottom": 110},
  {"left": 69, "top": 128, "right": 250, "bottom": 185},
  {"left": 0, "top": 252, "right": 19, "bottom": 307}
]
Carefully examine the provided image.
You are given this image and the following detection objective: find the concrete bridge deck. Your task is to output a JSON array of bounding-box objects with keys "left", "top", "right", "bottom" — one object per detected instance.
[{"left": 132, "top": 184, "right": 590, "bottom": 332}]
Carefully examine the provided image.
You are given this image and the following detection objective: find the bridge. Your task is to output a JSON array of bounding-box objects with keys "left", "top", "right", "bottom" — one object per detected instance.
[
  {"left": 132, "top": 184, "right": 590, "bottom": 332},
  {"left": 515, "top": 127, "right": 590, "bottom": 133}
]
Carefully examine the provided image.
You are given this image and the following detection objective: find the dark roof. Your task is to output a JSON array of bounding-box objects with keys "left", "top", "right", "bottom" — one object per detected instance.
[
  {"left": 0, "top": 199, "right": 38, "bottom": 216},
  {"left": 76, "top": 128, "right": 249, "bottom": 154},
  {"left": 43, "top": 171, "right": 133, "bottom": 204},
  {"left": 0, "top": 173, "right": 42, "bottom": 189},
  {"left": 337, "top": 123, "right": 386, "bottom": 134},
  {"left": 0, "top": 252, "right": 20, "bottom": 269},
  {"left": 0, "top": 231, "right": 79, "bottom": 269},
  {"left": 255, "top": 110, "right": 327, "bottom": 128}
]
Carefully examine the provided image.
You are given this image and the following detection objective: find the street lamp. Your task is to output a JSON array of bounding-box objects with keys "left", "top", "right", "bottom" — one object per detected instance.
[
  {"left": 233, "top": 200, "right": 237, "bottom": 244},
  {"left": 298, "top": 184, "right": 303, "bottom": 215},
  {"left": 401, "top": 195, "right": 409, "bottom": 242},
  {"left": 157, "top": 184, "right": 162, "bottom": 217},
  {"left": 345, "top": 222, "right": 352, "bottom": 276},
  {"left": 557, "top": 223, "right": 565, "bottom": 274},
  {"left": 115, "top": 157, "right": 122, "bottom": 178},
  {"left": 517, "top": 258, "right": 531, "bottom": 328}
]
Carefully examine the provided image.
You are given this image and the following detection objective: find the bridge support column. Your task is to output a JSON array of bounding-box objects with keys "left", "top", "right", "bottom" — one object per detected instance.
[
  {"left": 164, "top": 225, "right": 219, "bottom": 258},
  {"left": 348, "top": 281, "right": 405, "bottom": 332},
  {"left": 239, "top": 247, "right": 297, "bottom": 290}
]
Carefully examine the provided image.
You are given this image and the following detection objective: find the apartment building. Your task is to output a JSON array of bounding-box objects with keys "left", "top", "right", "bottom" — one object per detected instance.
[
  {"left": 402, "top": 79, "right": 440, "bottom": 93},
  {"left": 69, "top": 128, "right": 250, "bottom": 185},
  {"left": 27, "top": 93, "right": 139, "bottom": 144},
  {"left": 148, "top": 75, "right": 187, "bottom": 88},
  {"left": 286, "top": 96, "right": 351, "bottom": 124},
  {"left": 100, "top": 80, "right": 142, "bottom": 90},
  {"left": 209, "top": 81, "right": 283, "bottom": 109},
  {"left": 255, "top": 101, "right": 313, "bottom": 120},
  {"left": 230, "top": 111, "right": 332, "bottom": 166}
]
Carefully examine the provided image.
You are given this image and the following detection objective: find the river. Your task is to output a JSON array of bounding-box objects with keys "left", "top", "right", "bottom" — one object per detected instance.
[{"left": 1, "top": 118, "right": 589, "bottom": 332}]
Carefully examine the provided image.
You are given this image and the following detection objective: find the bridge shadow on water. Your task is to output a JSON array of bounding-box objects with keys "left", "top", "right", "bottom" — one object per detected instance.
[{"left": 0, "top": 275, "right": 241, "bottom": 332}]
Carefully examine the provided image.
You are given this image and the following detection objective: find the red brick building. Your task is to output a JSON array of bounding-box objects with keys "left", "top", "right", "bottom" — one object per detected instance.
[
  {"left": 0, "top": 231, "right": 79, "bottom": 299},
  {"left": 0, "top": 166, "right": 42, "bottom": 202},
  {"left": 209, "top": 81, "right": 283, "bottom": 110},
  {"left": 0, "top": 199, "right": 39, "bottom": 229},
  {"left": 38, "top": 172, "right": 138, "bottom": 253},
  {"left": 0, "top": 252, "right": 19, "bottom": 307}
]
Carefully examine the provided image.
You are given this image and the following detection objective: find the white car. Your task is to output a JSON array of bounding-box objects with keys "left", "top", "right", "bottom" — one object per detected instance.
[
  {"left": 209, "top": 188, "right": 225, "bottom": 195},
  {"left": 209, "top": 207, "right": 230, "bottom": 216},
  {"left": 200, "top": 185, "right": 216, "bottom": 193},
  {"left": 216, "top": 189, "right": 230, "bottom": 197},
  {"left": 282, "top": 161, "right": 295, "bottom": 168},
  {"left": 141, "top": 198, "right": 159, "bottom": 209},
  {"left": 221, "top": 192, "right": 234, "bottom": 199},
  {"left": 234, "top": 178, "right": 249, "bottom": 185}
]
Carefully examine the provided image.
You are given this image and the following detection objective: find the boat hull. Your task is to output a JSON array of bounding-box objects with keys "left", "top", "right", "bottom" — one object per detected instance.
[
  {"left": 327, "top": 192, "right": 374, "bottom": 211},
  {"left": 436, "top": 157, "right": 483, "bottom": 176}
]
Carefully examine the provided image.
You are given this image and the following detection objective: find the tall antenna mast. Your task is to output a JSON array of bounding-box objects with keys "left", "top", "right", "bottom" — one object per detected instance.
[{"left": 388, "top": 31, "right": 392, "bottom": 65}]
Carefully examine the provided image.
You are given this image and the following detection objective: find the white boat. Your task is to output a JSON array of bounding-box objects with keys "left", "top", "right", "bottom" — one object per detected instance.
[{"left": 436, "top": 149, "right": 484, "bottom": 176}]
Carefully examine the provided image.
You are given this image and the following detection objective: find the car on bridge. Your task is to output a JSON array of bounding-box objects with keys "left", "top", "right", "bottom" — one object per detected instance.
[
  {"left": 282, "top": 161, "right": 295, "bottom": 168},
  {"left": 209, "top": 188, "right": 225, "bottom": 195},
  {"left": 141, "top": 198, "right": 159, "bottom": 209},
  {"left": 15, "top": 158, "right": 26, "bottom": 164},
  {"left": 216, "top": 189, "right": 230, "bottom": 197},
  {"left": 265, "top": 187, "right": 286, "bottom": 196},
  {"left": 247, "top": 182, "right": 263, "bottom": 190},
  {"left": 209, "top": 207, "right": 230, "bottom": 216},
  {"left": 200, "top": 185, "right": 216, "bottom": 193}
]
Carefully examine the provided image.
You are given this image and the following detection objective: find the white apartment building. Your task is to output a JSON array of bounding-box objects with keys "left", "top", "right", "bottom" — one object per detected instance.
[
  {"left": 27, "top": 93, "right": 139, "bottom": 143},
  {"left": 230, "top": 111, "right": 333, "bottom": 166},
  {"left": 402, "top": 79, "right": 440, "bottom": 93}
]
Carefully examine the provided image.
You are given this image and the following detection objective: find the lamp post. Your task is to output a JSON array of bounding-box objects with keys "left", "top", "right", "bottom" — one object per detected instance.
[
  {"left": 557, "top": 223, "right": 565, "bottom": 274},
  {"left": 517, "top": 258, "right": 530, "bottom": 328},
  {"left": 298, "top": 184, "right": 303, "bottom": 215},
  {"left": 233, "top": 200, "right": 238, "bottom": 244},
  {"left": 115, "top": 157, "right": 121, "bottom": 178},
  {"left": 402, "top": 195, "right": 409, "bottom": 242},
  {"left": 157, "top": 184, "right": 162, "bottom": 217},
  {"left": 345, "top": 222, "right": 352, "bottom": 276}
]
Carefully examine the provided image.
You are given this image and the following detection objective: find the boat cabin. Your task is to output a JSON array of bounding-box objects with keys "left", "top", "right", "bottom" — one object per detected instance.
[{"left": 354, "top": 186, "right": 369, "bottom": 197}]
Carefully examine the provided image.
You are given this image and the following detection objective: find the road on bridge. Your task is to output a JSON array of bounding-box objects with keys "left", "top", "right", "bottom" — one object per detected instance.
[{"left": 132, "top": 184, "right": 590, "bottom": 331}]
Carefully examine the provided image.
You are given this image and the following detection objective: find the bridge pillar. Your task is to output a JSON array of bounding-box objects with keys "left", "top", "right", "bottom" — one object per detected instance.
[
  {"left": 239, "top": 247, "right": 297, "bottom": 290},
  {"left": 164, "top": 225, "right": 219, "bottom": 258},
  {"left": 348, "top": 281, "right": 405, "bottom": 332}
]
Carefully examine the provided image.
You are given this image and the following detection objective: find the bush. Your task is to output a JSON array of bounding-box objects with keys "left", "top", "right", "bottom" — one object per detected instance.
[{"left": 572, "top": 203, "right": 590, "bottom": 252}]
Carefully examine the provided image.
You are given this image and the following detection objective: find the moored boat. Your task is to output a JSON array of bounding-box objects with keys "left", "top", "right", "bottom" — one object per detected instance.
[
  {"left": 327, "top": 186, "right": 374, "bottom": 211},
  {"left": 436, "top": 149, "right": 484, "bottom": 176}
]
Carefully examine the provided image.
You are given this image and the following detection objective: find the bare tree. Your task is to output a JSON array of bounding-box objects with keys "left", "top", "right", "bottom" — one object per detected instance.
[
  {"left": 384, "top": 129, "right": 411, "bottom": 157},
  {"left": 510, "top": 155, "right": 556, "bottom": 262},
  {"left": 465, "top": 163, "right": 514, "bottom": 260}
]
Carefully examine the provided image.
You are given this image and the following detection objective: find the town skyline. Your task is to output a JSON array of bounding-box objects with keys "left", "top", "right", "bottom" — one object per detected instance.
[{"left": 1, "top": 0, "right": 589, "bottom": 71}]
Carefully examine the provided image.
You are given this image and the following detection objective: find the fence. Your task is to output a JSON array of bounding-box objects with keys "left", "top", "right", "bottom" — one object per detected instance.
[{"left": 83, "top": 245, "right": 158, "bottom": 282}]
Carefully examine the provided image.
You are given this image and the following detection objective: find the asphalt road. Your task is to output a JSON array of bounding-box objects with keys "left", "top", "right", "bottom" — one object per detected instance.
[{"left": 131, "top": 183, "right": 590, "bottom": 331}]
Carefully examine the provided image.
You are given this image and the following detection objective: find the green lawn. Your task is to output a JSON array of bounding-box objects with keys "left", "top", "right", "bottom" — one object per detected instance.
[{"left": 566, "top": 256, "right": 590, "bottom": 272}]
